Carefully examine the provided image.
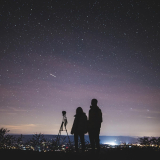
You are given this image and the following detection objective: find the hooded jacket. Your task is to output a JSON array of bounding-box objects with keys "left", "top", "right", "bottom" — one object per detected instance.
[{"left": 71, "top": 112, "right": 87, "bottom": 134}]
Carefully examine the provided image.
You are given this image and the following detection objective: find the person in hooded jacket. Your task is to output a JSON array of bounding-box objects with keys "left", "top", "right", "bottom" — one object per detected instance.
[
  {"left": 71, "top": 107, "right": 87, "bottom": 152},
  {"left": 88, "top": 99, "right": 102, "bottom": 153}
]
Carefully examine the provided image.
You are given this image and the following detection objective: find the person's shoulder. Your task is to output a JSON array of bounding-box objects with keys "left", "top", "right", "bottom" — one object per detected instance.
[
  {"left": 97, "top": 106, "right": 102, "bottom": 112},
  {"left": 81, "top": 113, "right": 87, "bottom": 120},
  {"left": 82, "top": 112, "right": 87, "bottom": 117},
  {"left": 89, "top": 106, "right": 92, "bottom": 112}
]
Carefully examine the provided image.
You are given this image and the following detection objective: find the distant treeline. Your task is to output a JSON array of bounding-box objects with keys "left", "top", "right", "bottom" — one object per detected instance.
[{"left": 0, "top": 128, "right": 160, "bottom": 151}]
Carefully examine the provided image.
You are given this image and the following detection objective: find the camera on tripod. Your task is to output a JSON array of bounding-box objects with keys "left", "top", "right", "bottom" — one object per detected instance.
[
  {"left": 60, "top": 111, "right": 67, "bottom": 131},
  {"left": 56, "top": 111, "right": 71, "bottom": 147}
]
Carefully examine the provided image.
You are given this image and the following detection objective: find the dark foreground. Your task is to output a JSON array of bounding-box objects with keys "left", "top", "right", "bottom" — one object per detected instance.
[{"left": 1, "top": 148, "right": 159, "bottom": 160}]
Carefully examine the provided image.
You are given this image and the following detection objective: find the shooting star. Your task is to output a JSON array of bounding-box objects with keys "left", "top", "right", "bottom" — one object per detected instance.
[{"left": 50, "top": 73, "right": 56, "bottom": 77}]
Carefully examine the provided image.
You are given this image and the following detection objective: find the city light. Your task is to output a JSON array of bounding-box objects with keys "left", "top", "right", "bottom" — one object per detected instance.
[{"left": 104, "top": 142, "right": 117, "bottom": 145}]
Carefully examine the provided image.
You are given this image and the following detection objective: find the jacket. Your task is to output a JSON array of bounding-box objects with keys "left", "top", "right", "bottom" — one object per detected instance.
[
  {"left": 71, "top": 112, "right": 87, "bottom": 134},
  {"left": 88, "top": 105, "right": 102, "bottom": 130}
]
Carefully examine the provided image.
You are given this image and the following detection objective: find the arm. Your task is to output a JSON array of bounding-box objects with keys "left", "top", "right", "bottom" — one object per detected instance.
[{"left": 71, "top": 118, "right": 76, "bottom": 134}]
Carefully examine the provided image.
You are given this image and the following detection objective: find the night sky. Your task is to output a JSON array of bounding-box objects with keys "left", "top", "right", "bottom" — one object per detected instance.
[{"left": 0, "top": 0, "right": 160, "bottom": 136}]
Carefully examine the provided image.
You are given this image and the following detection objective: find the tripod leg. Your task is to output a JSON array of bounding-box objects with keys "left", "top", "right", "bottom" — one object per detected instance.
[
  {"left": 56, "top": 121, "right": 64, "bottom": 147},
  {"left": 56, "top": 129, "right": 62, "bottom": 147},
  {"left": 60, "top": 122, "right": 64, "bottom": 131},
  {"left": 66, "top": 129, "right": 72, "bottom": 147}
]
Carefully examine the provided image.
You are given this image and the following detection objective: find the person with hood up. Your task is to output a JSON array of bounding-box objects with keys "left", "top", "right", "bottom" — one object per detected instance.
[
  {"left": 88, "top": 99, "right": 102, "bottom": 153},
  {"left": 71, "top": 107, "right": 87, "bottom": 152}
]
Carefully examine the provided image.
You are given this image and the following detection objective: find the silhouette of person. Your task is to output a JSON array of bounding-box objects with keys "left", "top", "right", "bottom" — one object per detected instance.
[
  {"left": 71, "top": 107, "right": 87, "bottom": 152},
  {"left": 88, "top": 99, "right": 102, "bottom": 153}
]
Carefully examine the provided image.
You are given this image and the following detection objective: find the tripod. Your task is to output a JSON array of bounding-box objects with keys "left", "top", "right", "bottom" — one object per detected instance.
[{"left": 56, "top": 111, "right": 71, "bottom": 148}]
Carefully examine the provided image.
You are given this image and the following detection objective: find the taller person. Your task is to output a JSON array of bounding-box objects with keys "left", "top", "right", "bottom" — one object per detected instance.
[{"left": 88, "top": 99, "right": 102, "bottom": 153}]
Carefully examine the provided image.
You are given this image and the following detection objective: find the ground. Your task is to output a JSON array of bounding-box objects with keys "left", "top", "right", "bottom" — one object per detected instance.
[{"left": 0, "top": 148, "right": 159, "bottom": 160}]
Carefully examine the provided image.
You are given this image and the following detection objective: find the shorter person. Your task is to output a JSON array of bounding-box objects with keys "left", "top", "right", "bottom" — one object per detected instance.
[{"left": 71, "top": 107, "right": 87, "bottom": 152}]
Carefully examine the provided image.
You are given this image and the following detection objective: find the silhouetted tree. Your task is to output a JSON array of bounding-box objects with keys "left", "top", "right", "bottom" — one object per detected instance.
[
  {"left": 0, "top": 128, "right": 9, "bottom": 140},
  {"left": 0, "top": 128, "right": 14, "bottom": 149},
  {"left": 49, "top": 137, "right": 57, "bottom": 151},
  {"left": 157, "top": 137, "right": 160, "bottom": 147},
  {"left": 150, "top": 137, "right": 157, "bottom": 146},
  {"left": 150, "top": 137, "right": 160, "bottom": 147},
  {"left": 122, "top": 142, "right": 126, "bottom": 145},
  {"left": 30, "top": 133, "right": 46, "bottom": 151},
  {"left": 138, "top": 137, "right": 150, "bottom": 146},
  {"left": 14, "top": 134, "right": 24, "bottom": 149}
]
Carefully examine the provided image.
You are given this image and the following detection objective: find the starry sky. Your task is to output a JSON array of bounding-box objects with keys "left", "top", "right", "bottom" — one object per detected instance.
[{"left": 0, "top": 0, "right": 160, "bottom": 136}]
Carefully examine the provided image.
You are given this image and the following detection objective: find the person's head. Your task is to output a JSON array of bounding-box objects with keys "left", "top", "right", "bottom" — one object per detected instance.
[
  {"left": 91, "top": 99, "right": 98, "bottom": 106},
  {"left": 76, "top": 107, "right": 83, "bottom": 115}
]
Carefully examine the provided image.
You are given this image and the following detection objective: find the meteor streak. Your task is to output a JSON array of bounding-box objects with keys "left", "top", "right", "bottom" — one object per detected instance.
[{"left": 50, "top": 74, "right": 56, "bottom": 77}]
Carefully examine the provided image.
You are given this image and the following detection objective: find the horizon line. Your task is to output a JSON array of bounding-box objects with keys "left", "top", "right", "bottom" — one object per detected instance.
[{"left": 8, "top": 134, "right": 150, "bottom": 137}]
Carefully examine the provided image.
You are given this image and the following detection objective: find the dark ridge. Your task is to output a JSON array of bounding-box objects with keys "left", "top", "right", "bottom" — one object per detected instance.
[{"left": 0, "top": 148, "right": 159, "bottom": 160}]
